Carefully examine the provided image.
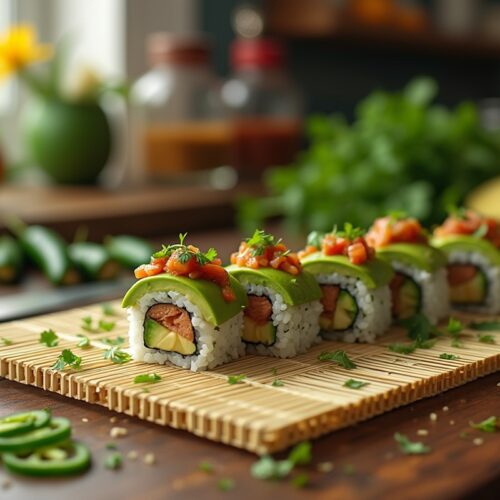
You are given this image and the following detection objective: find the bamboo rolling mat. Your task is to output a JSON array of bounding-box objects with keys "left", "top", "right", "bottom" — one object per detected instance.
[{"left": 0, "top": 302, "right": 499, "bottom": 454}]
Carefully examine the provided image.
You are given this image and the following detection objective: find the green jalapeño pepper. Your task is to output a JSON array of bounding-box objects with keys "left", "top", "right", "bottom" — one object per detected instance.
[
  {"left": 0, "top": 234, "right": 23, "bottom": 284},
  {"left": 0, "top": 409, "right": 51, "bottom": 437},
  {"left": 0, "top": 417, "right": 71, "bottom": 453},
  {"left": 2, "top": 440, "right": 91, "bottom": 477}
]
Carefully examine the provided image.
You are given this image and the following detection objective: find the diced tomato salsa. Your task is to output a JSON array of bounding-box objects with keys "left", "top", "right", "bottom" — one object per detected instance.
[
  {"left": 230, "top": 240, "right": 302, "bottom": 275},
  {"left": 366, "top": 216, "right": 428, "bottom": 248},
  {"left": 434, "top": 210, "right": 500, "bottom": 249},
  {"left": 134, "top": 245, "right": 236, "bottom": 302}
]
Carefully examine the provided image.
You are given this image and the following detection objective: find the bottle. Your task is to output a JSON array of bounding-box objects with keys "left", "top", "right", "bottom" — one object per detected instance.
[
  {"left": 130, "top": 33, "right": 231, "bottom": 183},
  {"left": 222, "top": 38, "right": 302, "bottom": 179}
]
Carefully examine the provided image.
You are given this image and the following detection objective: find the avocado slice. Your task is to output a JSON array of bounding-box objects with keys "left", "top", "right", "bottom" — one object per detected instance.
[
  {"left": 144, "top": 318, "right": 196, "bottom": 355},
  {"left": 320, "top": 289, "right": 358, "bottom": 331},
  {"left": 301, "top": 253, "right": 394, "bottom": 289},
  {"left": 449, "top": 268, "right": 487, "bottom": 305},
  {"left": 377, "top": 243, "right": 447, "bottom": 273},
  {"left": 242, "top": 316, "right": 276, "bottom": 346},
  {"left": 226, "top": 266, "right": 321, "bottom": 305},
  {"left": 432, "top": 235, "right": 500, "bottom": 267},
  {"left": 392, "top": 274, "right": 421, "bottom": 320},
  {"left": 122, "top": 274, "right": 247, "bottom": 327}
]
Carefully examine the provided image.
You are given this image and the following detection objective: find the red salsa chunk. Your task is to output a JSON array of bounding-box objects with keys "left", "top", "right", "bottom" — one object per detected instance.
[{"left": 366, "top": 215, "right": 428, "bottom": 248}]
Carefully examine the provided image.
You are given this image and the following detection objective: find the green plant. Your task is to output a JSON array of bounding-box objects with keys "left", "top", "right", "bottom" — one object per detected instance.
[{"left": 238, "top": 77, "right": 500, "bottom": 233}]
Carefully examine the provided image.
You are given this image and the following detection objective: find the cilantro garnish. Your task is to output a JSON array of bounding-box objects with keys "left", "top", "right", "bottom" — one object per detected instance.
[
  {"left": 152, "top": 233, "right": 217, "bottom": 265},
  {"left": 271, "top": 379, "right": 285, "bottom": 387},
  {"left": 389, "top": 343, "right": 417, "bottom": 354},
  {"left": 473, "top": 223, "right": 488, "bottom": 239},
  {"left": 39, "top": 329, "right": 59, "bottom": 347},
  {"left": 447, "top": 205, "right": 468, "bottom": 220},
  {"left": 104, "top": 451, "right": 123, "bottom": 470},
  {"left": 199, "top": 460, "right": 214, "bottom": 473},
  {"left": 400, "top": 313, "right": 437, "bottom": 346},
  {"left": 0, "top": 337, "right": 13, "bottom": 346},
  {"left": 102, "top": 336, "right": 125, "bottom": 346},
  {"left": 447, "top": 317, "right": 463, "bottom": 334},
  {"left": 245, "top": 229, "right": 280, "bottom": 256},
  {"left": 217, "top": 478, "right": 235, "bottom": 492},
  {"left": 81, "top": 316, "right": 99, "bottom": 333},
  {"left": 76, "top": 334, "right": 91, "bottom": 348},
  {"left": 306, "top": 230, "right": 324, "bottom": 249},
  {"left": 51, "top": 349, "right": 82, "bottom": 371},
  {"left": 318, "top": 350, "right": 356, "bottom": 369},
  {"left": 101, "top": 303, "right": 116, "bottom": 316},
  {"left": 334, "top": 222, "right": 365, "bottom": 240},
  {"left": 227, "top": 374, "right": 246, "bottom": 385},
  {"left": 104, "top": 347, "right": 132, "bottom": 364},
  {"left": 343, "top": 379, "right": 369, "bottom": 389},
  {"left": 439, "top": 353, "right": 458, "bottom": 360},
  {"left": 98, "top": 319, "right": 116, "bottom": 332},
  {"left": 133, "top": 373, "right": 161, "bottom": 384},
  {"left": 394, "top": 432, "right": 431, "bottom": 455},
  {"left": 469, "top": 320, "right": 500, "bottom": 331},
  {"left": 477, "top": 334, "right": 496, "bottom": 344},
  {"left": 469, "top": 416, "right": 497, "bottom": 433},
  {"left": 388, "top": 210, "right": 408, "bottom": 222},
  {"left": 291, "top": 473, "right": 310, "bottom": 489}
]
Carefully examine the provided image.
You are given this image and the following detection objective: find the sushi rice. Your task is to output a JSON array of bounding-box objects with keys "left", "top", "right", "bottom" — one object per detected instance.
[
  {"left": 241, "top": 282, "right": 322, "bottom": 358},
  {"left": 447, "top": 250, "right": 500, "bottom": 314},
  {"left": 315, "top": 273, "right": 391, "bottom": 343},
  {"left": 391, "top": 261, "right": 449, "bottom": 325},
  {"left": 127, "top": 290, "right": 245, "bottom": 371}
]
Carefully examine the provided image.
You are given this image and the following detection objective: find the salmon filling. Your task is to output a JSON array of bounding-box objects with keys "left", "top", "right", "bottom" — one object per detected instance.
[
  {"left": 447, "top": 264, "right": 487, "bottom": 305},
  {"left": 242, "top": 295, "right": 276, "bottom": 346},
  {"left": 319, "top": 285, "right": 359, "bottom": 332}
]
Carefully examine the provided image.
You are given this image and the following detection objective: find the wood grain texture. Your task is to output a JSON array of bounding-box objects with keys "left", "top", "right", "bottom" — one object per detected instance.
[{"left": 0, "top": 302, "right": 498, "bottom": 455}]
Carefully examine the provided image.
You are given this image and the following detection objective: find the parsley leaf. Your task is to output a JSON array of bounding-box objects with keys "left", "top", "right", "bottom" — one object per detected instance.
[
  {"left": 469, "top": 321, "right": 500, "bottom": 331},
  {"left": 343, "top": 379, "right": 369, "bottom": 389},
  {"left": 39, "top": 329, "right": 59, "bottom": 347},
  {"left": 152, "top": 233, "right": 218, "bottom": 266},
  {"left": 104, "top": 347, "right": 131, "bottom": 364},
  {"left": 76, "top": 334, "right": 91, "bottom": 348},
  {"left": 291, "top": 473, "right": 310, "bottom": 489},
  {"left": 98, "top": 319, "right": 116, "bottom": 332},
  {"left": 394, "top": 432, "right": 431, "bottom": 455},
  {"left": 447, "top": 317, "right": 463, "bottom": 334},
  {"left": 198, "top": 460, "right": 214, "bottom": 473},
  {"left": 101, "top": 303, "right": 116, "bottom": 316},
  {"left": 217, "top": 478, "right": 235, "bottom": 491},
  {"left": 271, "top": 379, "right": 285, "bottom": 387},
  {"left": 439, "top": 353, "right": 458, "bottom": 360},
  {"left": 104, "top": 451, "right": 123, "bottom": 470},
  {"left": 134, "top": 373, "right": 161, "bottom": 384},
  {"left": 51, "top": 349, "right": 82, "bottom": 371},
  {"left": 400, "top": 313, "right": 437, "bottom": 346},
  {"left": 469, "top": 416, "right": 497, "bottom": 433},
  {"left": 81, "top": 316, "right": 99, "bottom": 333},
  {"left": 477, "top": 334, "right": 496, "bottom": 344},
  {"left": 389, "top": 343, "right": 417, "bottom": 354},
  {"left": 306, "top": 230, "right": 324, "bottom": 249},
  {"left": 102, "top": 336, "right": 125, "bottom": 346},
  {"left": 246, "top": 229, "right": 279, "bottom": 256},
  {"left": 227, "top": 374, "right": 246, "bottom": 385},
  {"left": 334, "top": 222, "right": 365, "bottom": 240},
  {"left": 318, "top": 350, "right": 356, "bottom": 369},
  {"left": 288, "top": 442, "right": 312, "bottom": 466},
  {"left": 0, "top": 337, "right": 13, "bottom": 346}
]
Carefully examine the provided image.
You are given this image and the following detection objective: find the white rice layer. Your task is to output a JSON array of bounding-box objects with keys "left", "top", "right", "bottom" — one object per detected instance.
[
  {"left": 391, "top": 261, "right": 449, "bottom": 325},
  {"left": 241, "top": 281, "right": 322, "bottom": 358},
  {"left": 127, "top": 291, "right": 245, "bottom": 371},
  {"left": 314, "top": 273, "right": 392, "bottom": 343},
  {"left": 447, "top": 251, "right": 500, "bottom": 314}
]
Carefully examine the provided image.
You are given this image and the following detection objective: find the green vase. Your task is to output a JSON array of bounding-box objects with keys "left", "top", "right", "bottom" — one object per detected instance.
[{"left": 22, "top": 97, "right": 112, "bottom": 184}]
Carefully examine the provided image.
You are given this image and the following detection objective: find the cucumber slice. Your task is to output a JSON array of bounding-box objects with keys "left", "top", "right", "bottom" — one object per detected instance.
[
  {"left": 143, "top": 318, "right": 196, "bottom": 355},
  {"left": 449, "top": 267, "right": 487, "bottom": 305},
  {"left": 242, "top": 316, "right": 276, "bottom": 346},
  {"left": 392, "top": 274, "right": 421, "bottom": 320},
  {"left": 320, "top": 289, "right": 358, "bottom": 332}
]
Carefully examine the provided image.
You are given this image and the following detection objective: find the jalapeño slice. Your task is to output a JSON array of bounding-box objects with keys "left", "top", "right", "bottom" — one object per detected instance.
[{"left": 0, "top": 410, "right": 51, "bottom": 437}]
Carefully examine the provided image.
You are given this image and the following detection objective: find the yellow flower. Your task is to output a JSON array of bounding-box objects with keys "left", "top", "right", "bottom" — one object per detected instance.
[{"left": 0, "top": 25, "right": 52, "bottom": 80}]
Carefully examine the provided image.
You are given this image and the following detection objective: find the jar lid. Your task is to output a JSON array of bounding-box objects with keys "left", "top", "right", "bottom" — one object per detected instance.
[
  {"left": 230, "top": 38, "right": 285, "bottom": 69},
  {"left": 147, "top": 33, "right": 211, "bottom": 65}
]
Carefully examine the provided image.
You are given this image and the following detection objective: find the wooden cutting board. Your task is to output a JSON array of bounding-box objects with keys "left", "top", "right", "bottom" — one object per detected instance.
[{"left": 0, "top": 302, "right": 498, "bottom": 454}]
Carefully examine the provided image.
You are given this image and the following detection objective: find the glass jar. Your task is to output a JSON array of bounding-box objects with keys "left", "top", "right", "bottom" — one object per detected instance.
[
  {"left": 222, "top": 38, "right": 303, "bottom": 179},
  {"left": 130, "top": 33, "right": 231, "bottom": 183}
]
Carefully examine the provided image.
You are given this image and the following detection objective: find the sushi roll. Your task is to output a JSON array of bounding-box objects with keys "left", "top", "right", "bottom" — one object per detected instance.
[
  {"left": 299, "top": 224, "right": 394, "bottom": 343},
  {"left": 432, "top": 209, "right": 500, "bottom": 314},
  {"left": 366, "top": 214, "right": 449, "bottom": 324},
  {"left": 122, "top": 234, "right": 247, "bottom": 371},
  {"left": 227, "top": 230, "right": 322, "bottom": 358}
]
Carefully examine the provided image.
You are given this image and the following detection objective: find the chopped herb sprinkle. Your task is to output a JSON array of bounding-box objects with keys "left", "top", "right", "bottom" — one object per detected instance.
[
  {"left": 227, "top": 374, "right": 246, "bottom": 385},
  {"left": 133, "top": 373, "right": 161, "bottom": 384},
  {"left": 343, "top": 379, "right": 369, "bottom": 389},
  {"left": 51, "top": 349, "right": 82, "bottom": 371},
  {"left": 318, "top": 350, "right": 356, "bottom": 369},
  {"left": 469, "top": 416, "right": 497, "bottom": 433},
  {"left": 39, "top": 329, "right": 59, "bottom": 347},
  {"left": 394, "top": 432, "right": 431, "bottom": 455},
  {"left": 439, "top": 353, "right": 459, "bottom": 360}
]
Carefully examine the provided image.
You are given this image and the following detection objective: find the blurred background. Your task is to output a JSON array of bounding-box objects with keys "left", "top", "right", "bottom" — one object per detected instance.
[{"left": 1, "top": 0, "right": 500, "bottom": 307}]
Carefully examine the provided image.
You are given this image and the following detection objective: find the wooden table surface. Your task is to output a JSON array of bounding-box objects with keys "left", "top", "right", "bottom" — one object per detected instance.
[{"left": 1, "top": 374, "right": 499, "bottom": 500}]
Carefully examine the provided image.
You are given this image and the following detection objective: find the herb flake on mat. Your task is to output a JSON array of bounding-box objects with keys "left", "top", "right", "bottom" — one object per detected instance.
[
  {"left": 389, "top": 343, "right": 417, "bottom": 354},
  {"left": 477, "top": 334, "right": 496, "bottom": 344},
  {"left": 470, "top": 416, "right": 497, "bottom": 433},
  {"left": 51, "top": 349, "right": 82, "bottom": 371},
  {"left": 271, "top": 379, "right": 284, "bottom": 387},
  {"left": 291, "top": 473, "right": 310, "bottom": 489},
  {"left": 102, "top": 336, "right": 125, "bottom": 346},
  {"left": 318, "top": 350, "right": 356, "bottom": 369},
  {"left": 394, "top": 432, "right": 431, "bottom": 455},
  {"left": 81, "top": 315, "right": 98, "bottom": 333},
  {"left": 76, "top": 334, "right": 91, "bottom": 348},
  {"left": 101, "top": 303, "right": 117, "bottom": 316},
  {"left": 133, "top": 373, "right": 161, "bottom": 384},
  {"left": 217, "top": 478, "right": 235, "bottom": 492},
  {"left": 98, "top": 319, "right": 116, "bottom": 332},
  {"left": 343, "top": 379, "right": 369, "bottom": 389},
  {"left": 104, "top": 347, "right": 132, "bottom": 364},
  {"left": 39, "top": 329, "right": 59, "bottom": 347},
  {"left": 469, "top": 320, "right": 500, "bottom": 331},
  {"left": 0, "top": 337, "right": 13, "bottom": 346},
  {"left": 400, "top": 313, "right": 437, "bottom": 346},
  {"left": 227, "top": 374, "right": 246, "bottom": 385},
  {"left": 104, "top": 451, "right": 123, "bottom": 470},
  {"left": 198, "top": 460, "right": 214, "bottom": 474},
  {"left": 439, "top": 353, "right": 458, "bottom": 360},
  {"left": 447, "top": 317, "right": 463, "bottom": 334}
]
